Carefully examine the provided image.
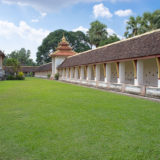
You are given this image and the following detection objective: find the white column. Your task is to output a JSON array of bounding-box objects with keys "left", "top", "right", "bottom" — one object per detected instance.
[
  {"left": 119, "top": 62, "right": 125, "bottom": 83},
  {"left": 158, "top": 80, "right": 160, "bottom": 88},
  {"left": 75, "top": 67, "right": 78, "bottom": 80},
  {"left": 80, "top": 66, "right": 84, "bottom": 80},
  {"left": 95, "top": 64, "right": 100, "bottom": 81},
  {"left": 66, "top": 68, "right": 69, "bottom": 79},
  {"left": 137, "top": 60, "right": 143, "bottom": 85},
  {"left": 0, "top": 56, "right": 2, "bottom": 69},
  {"left": 156, "top": 58, "right": 160, "bottom": 88},
  {"left": 87, "top": 65, "right": 92, "bottom": 80},
  {"left": 70, "top": 68, "right": 73, "bottom": 79},
  {"left": 62, "top": 69, "right": 64, "bottom": 79},
  {"left": 51, "top": 58, "right": 55, "bottom": 78},
  {"left": 105, "top": 63, "right": 111, "bottom": 83}
]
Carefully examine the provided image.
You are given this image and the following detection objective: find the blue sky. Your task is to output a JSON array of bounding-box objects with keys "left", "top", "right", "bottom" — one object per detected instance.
[{"left": 0, "top": 0, "right": 159, "bottom": 60}]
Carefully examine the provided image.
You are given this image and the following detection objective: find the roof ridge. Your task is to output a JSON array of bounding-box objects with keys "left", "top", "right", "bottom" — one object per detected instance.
[
  {"left": 38, "top": 62, "right": 52, "bottom": 66},
  {"left": 68, "top": 28, "right": 160, "bottom": 59}
]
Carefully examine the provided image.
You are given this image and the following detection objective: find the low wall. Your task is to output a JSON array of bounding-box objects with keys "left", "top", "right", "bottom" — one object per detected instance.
[
  {"left": 35, "top": 71, "right": 51, "bottom": 79},
  {"left": 60, "top": 77, "right": 160, "bottom": 98}
]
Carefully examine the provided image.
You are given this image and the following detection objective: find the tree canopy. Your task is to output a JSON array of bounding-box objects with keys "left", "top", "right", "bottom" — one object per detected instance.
[
  {"left": 87, "top": 20, "right": 108, "bottom": 48},
  {"left": 5, "top": 58, "right": 20, "bottom": 74},
  {"left": 4, "top": 48, "right": 36, "bottom": 66},
  {"left": 99, "top": 34, "right": 120, "bottom": 47},
  {"left": 124, "top": 10, "right": 160, "bottom": 38},
  {"left": 36, "top": 29, "right": 91, "bottom": 65}
]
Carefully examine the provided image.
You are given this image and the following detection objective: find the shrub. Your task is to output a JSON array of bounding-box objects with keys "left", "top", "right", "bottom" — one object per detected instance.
[
  {"left": 54, "top": 73, "right": 59, "bottom": 80},
  {"left": 16, "top": 72, "right": 25, "bottom": 80},
  {"left": 47, "top": 74, "right": 51, "bottom": 79},
  {"left": 6, "top": 75, "right": 15, "bottom": 80},
  {"left": 26, "top": 72, "right": 33, "bottom": 77}
]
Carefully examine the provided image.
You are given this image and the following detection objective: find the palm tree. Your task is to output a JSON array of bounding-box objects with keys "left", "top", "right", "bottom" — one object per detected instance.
[
  {"left": 124, "top": 16, "right": 142, "bottom": 38},
  {"left": 124, "top": 10, "right": 160, "bottom": 38},
  {"left": 87, "top": 20, "right": 108, "bottom": 48}
]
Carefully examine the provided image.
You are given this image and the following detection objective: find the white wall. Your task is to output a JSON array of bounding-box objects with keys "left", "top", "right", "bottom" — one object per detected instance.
[
  {"left": 125, "top": 61, "right": 134, "bottom": 84},
  {"left": 143, "top": 58, "right": 158, "bottom": 87},
  {"left": 52, "top": 56, "right": 65, "bottom": 77},
  {"left": 35, "top": 71, "right": 52, "bottom": 78},
  {"left": 111, "top": 63, "right": 117, "bottom": 83},
  {"left": 100, "top": 64, "right": 104, "bottom": 81},
  {"left": 91, "top": 65, "right": 94, "bottom": 80}
]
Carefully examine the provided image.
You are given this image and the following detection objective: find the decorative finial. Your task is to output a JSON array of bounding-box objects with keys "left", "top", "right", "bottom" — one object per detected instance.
[{"left": 62, "top": 33, "right": 66, "bottom": 42}]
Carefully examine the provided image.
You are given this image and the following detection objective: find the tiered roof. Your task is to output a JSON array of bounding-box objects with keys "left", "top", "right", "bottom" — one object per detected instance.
[{"left": 50, "top": 36, "right": 76, "bottom": 57}]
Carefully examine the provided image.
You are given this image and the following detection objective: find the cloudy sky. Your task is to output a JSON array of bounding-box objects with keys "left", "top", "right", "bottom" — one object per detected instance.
[{"left": 0, "top": 0, "right": 159, "bottom": 60}]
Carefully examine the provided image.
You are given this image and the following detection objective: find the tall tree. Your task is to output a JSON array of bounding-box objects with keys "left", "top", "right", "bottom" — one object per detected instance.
[
  {"left": 87, "top": 20, "right": 108, "bottom": 48},
  {"left": 4, "top": 48, "right": 36, "bottom": 66},
  {"left": 99, "top": 34, "right": 120, "bottom": 46},
  {"left": 36, "top": 29, "right": 91, "bottom": 65},
  {"left": 5, "top": 58, "right": 20, "bottom": 75},
  {"left": 124, "top": 16, "right": 142, "bottom": 38},
  {"left": 124, "top": 10, "right": 160, "bottom": 38}
]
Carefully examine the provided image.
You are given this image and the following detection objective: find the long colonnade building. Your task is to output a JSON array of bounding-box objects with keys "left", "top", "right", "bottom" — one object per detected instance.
[{"left": 52, "top": 30, "right": 160, "bottom": 97}]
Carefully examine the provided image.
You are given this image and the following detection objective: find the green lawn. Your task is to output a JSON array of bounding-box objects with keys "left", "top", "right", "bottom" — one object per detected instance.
[{"left": 0, "top": 78, "right": 160, "bottom": 160}]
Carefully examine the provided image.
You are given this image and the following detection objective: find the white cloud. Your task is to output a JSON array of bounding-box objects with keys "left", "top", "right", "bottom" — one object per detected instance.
[
  {"left": 2, "top": 0, "right": 131, "bottom": 12},
  {"left": 73, "top": 26, "right": 88, "bottom": 33},
  {"left": 31, "top": 12, "right": 47, "bottom": 23},
  {"left": 40, "top": 12, "right": 47, "bottom": 18},
  {"left": 93, "top": 3, "right": 112, "bottom": 19},
  {"left": 31, "top": 19, "right": 39, "bottom": 23},
  {"left": 107, "top": 28, "right": 115, "bottom": 35},
  {"left": 115, "top": 9, "right": 133, "bottom": 17},
  {"left": 0, "top": 20, "right": 50, "bottom": 60},
  {"left": 107, "top": 28, "right": 122, "bottom": 39}
]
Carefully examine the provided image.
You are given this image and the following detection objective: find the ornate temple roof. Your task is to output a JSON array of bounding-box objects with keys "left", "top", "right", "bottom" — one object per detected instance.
[{"left": 50, "top": 36, "right": 76, "bottom": 57}]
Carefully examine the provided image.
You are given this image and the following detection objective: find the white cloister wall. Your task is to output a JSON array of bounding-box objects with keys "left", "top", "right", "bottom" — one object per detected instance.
[
  {"left": 59, "top": 57, "right": 160, "bottom": 97},
  {"left": 80, "top": 66, "right": 85, "bottom": 80},
  {"left": 105, "top": 63, "right": 111, "bottom": 83},
  {"left": 100, "top": 64, "right": 104, "bottom": 81},
  {"left": 111, "top": 63, "right": 117, "bottom": 83},
  {"left": 125, "top": 61, "right": 134, "bottom": 85},
  {"left": 137, "top": 60, "right": 144, "bottom": 86},
  {"left": 143, "top": 58, "right": 158, "bottom": 87},
  {"left": 51, "top": 56, "right": 66, "bottom": 78},
  {"left": 95, "top": 64, "right": 100, "bottom": 81},
  {"left": 35, "top": 71, "right": 52, "bottom": 78},
  {"left": 87, "top": 65, "right": 92, "bottom": 80},
  {"left": 91, "top": 65, "right": 94, "bottom": 80},
  {"left": 119, "top": 62, "right": 125, "bottom": 83}
]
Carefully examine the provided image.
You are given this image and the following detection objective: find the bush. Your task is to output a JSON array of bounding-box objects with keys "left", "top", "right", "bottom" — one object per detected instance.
[
  {"left": 6, "top": 72, "right": 25, "bottom": 80},
  {"left": 54, "top": 73, "right": 59, "bottom": 80},
  {"left": 47, "top": 74, "right": 51, "bottom": 79},
  {"left": 16, "top": 72, "right": 25, "bottom": 80},
  {"left": 26, "top": 72, "right": 33, "bottom": 77},
  {"left": 6, "top": 75, "right": 16, "bottom": 80}
]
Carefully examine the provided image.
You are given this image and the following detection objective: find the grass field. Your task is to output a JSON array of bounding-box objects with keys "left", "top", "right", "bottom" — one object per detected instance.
[{"left": 0, "top": 78, "right": 160, "bottom": 160}]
